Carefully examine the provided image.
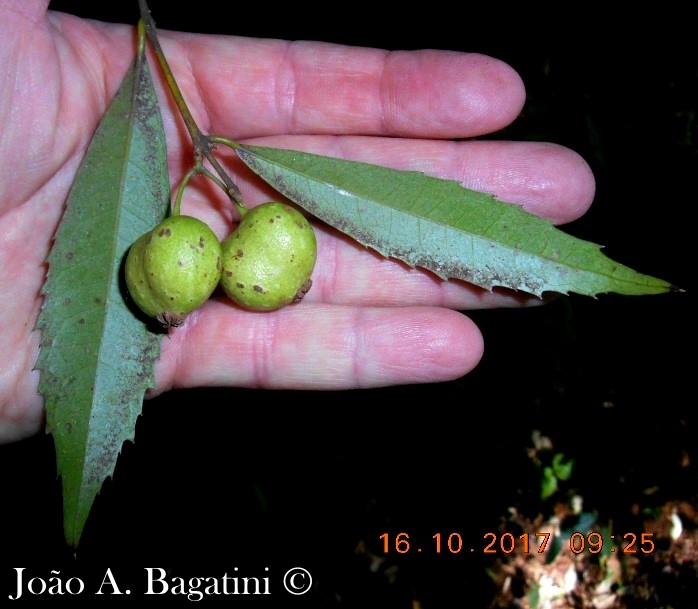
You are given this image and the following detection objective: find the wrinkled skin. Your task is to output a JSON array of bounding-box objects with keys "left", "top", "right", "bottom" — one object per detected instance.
[
  {"left": 0, "top": 1, "right": 595, "bottom": 444},
  {"left": 220, "top": 202, "right": 318, "bottom": 311},
  {"left": 125, "top": 215, "right": 223, "bottom": 325}
]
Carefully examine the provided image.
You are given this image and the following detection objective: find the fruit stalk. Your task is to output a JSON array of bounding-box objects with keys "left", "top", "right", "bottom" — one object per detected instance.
[{"left": 136, "top": 0, "right": 245, "bottom": 217}]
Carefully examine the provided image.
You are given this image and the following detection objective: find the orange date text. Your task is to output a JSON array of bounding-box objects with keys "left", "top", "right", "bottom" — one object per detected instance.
[{"left": 379, "top": 531, "right": 656, "bottom": 556}]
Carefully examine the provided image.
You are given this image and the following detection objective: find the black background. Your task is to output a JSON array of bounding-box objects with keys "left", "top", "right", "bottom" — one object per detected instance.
[{"left": 1, "top": 2, "right": 694, "bottom": 607}]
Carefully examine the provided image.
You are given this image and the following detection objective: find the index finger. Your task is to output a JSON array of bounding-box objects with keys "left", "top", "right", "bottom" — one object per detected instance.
[{"left": 154, "top": 34, "right": 527, "bottom": 140}]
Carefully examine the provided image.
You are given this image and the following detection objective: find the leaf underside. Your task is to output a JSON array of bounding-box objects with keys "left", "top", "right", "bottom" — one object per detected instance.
[
  {"left": 235, "top": 145, "right": 674, "bottom": 298},
  {"left": 35, "top": 45, "right": 169, "bottom": 547}
]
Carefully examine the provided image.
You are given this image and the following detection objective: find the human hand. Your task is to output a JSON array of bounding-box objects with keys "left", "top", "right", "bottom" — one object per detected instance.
[{"left": 0, "top": 0, "right": 595, "bottom": 444}]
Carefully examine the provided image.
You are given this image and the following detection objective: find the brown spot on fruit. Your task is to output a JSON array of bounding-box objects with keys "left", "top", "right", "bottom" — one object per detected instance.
[
  {"left": 124, "top": 215, "right": 222, "bottom": 323},
  {"left": 219, "top": 201, "right": 317, "bottom": 311}
]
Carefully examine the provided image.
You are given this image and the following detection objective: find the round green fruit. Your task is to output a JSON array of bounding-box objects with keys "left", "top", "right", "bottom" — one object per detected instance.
[
  {"left": 125, "top": 215, "right": 222, "bottom": 327},
  {"left": 220, "top": 202, "right": 317, "bottom": 311}
]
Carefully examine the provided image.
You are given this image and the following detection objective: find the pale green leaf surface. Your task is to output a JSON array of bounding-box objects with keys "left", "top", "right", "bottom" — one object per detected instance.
[
  {"left": 35, "top": 46, "right": 169, "bottom": 547},
  {"left": 236, "top": 145, "right": 674, "bottom": 297}
]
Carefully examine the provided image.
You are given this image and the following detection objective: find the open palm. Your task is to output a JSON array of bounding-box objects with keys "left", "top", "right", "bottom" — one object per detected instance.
[{"left": 0, "top": 0, "right": 595, "bottom": 443}]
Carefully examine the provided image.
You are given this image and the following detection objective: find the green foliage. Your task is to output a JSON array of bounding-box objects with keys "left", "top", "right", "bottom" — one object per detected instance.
[
  {"left": 540, "top": 452, "right": 574, "bottom": 500},
  {"left": 35, "top": 36, "right": 169, "bottom": 547},
  {"left": 527, "top": 582, "right": 542, "bottom": 609},
  {"left": 234, "top": 144, "right": 675, "bottom": 298},
  {"left": 540, "top": 467, "right": 559, "bottom": 501},
  {"left": 551, "top": 452, "right": 574, "bottom": 481},
  {"left": 35, "top": 2, "right": 678, "bottom": 548}
]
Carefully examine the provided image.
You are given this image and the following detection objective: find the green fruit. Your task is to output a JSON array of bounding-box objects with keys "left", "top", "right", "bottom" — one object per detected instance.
[
  {"left": 220, "top": 202, "right": 317, "bottom": 311},
  {"left": 125, "top": 215, "right": 222, "bottom": 327}
]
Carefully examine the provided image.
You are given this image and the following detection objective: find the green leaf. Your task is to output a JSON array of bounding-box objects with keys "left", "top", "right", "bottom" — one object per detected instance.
[
  {"left": 540, "top": 466, "right": 558, "bottom": 500},
  {"left": 35, "top": 40, "right": 169, "bottom": 547},
  {"left": 234, "top": 145, "right": 675, "bottom": 297},
  {"left": 551, "top": 453, "right": 574, "bottom": 481},
  {"left": 527, "top": 582, "right": 541, "bottom": 609}
]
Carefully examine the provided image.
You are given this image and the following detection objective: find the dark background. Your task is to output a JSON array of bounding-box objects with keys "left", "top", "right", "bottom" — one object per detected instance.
[{"left": 1, "top": 2, "right": 694, "bottom": 607}]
